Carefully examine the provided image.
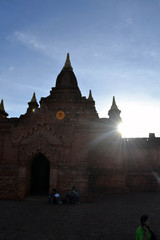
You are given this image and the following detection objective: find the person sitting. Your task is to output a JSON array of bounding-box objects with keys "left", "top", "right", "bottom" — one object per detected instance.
[
  {"left": 66, "top": 186, "right": 80, "bottom": 204},
  {"left": 49, "top": 188, "right": 61, "bottom": 204}
]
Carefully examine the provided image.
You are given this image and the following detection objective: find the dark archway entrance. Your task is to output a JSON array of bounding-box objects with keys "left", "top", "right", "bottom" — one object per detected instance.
[{"left": 30, "top": 153, "right": 50, "bottom": 195}]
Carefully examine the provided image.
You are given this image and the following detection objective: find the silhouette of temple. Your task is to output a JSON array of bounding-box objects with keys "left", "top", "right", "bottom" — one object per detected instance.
[{"left": 0, "top": 53, "right": 160, "bottom": 200}]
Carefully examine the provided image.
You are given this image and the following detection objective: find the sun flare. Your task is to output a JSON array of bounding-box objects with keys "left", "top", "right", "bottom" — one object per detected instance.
[
  {"left": 118, "top": 121, "right": 150, "bottom": 138},
  {"left": 117, "top": 103, "right": 160, "bottom": 138},
  {"left": 118, "top": 122, "right": 136, "bottom": 138}
]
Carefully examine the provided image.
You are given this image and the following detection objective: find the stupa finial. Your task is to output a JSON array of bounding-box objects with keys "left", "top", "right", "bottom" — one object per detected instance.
[
  {"left": 31, "top": 92, "right": 37, "bottom": 102},
  {"left": 111, "top": 96, "right": 118, "bottom": 110},
  {"left": 88, "top": 90, "right": 94, "bottom": 101},
  {"left": 63, "top": 53, "right": 73, "bottom": 70},
  {"left": 0, "top": 99, "right": 5, "bottom": 111},
  {"left": 0, "top": 99, "right": 8, "bottom": 117}
]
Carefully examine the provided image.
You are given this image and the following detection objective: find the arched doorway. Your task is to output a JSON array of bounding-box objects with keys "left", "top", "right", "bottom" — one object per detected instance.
[{"left": 30, "top": 153, "right": 50, "bottom": 195}]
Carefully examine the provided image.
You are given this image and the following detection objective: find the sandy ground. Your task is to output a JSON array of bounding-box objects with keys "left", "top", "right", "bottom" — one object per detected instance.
[{"left": 0, "top": 192, "right": 160, "bottom": 240}]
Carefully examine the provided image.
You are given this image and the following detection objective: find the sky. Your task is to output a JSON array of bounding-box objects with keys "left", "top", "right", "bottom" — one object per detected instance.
[{"left": 1, "top": 0, "right": 160, "bottom": 137}]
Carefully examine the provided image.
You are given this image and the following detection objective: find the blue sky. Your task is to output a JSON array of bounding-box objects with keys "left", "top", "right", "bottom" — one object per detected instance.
[{"left": 1, "top": 0, "right": 160, "bottom": 137}]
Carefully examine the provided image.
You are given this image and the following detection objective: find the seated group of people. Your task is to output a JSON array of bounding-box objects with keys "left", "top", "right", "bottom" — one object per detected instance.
[
  {"left": 49, "top": 186, "right": 80, "bottom": 205},
  {"left": 49, "top": 189, "right": 62, "bottom": 204}
]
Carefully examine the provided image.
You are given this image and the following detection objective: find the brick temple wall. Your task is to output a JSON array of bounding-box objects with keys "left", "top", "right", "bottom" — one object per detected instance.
[
  {"left": 1, "top": 115, "right": 160, "bottom": 200},
  {"left": 88, "top": 137, "right": 160, "bottom": 194}
]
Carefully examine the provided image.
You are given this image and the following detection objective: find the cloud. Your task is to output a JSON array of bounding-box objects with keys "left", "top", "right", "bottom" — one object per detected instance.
[
  {"left": 126, "top": 18, "right": 133, "bottom": 27},
  {"left": 14, "top": 82, "right": 49, "bottom": 94},
  {"left": 115, "top": 18, "right": 133, "bottom": 29},
  {"left": 8, "top": 66, "right": 14, "bottom": 71},
  {"left": 14, "top": 31, "right": 47, "bottom": 52},
  {"left": 13, "top": 31, "right": 70, "bottom": 63},
  {"left": 142, "top": 49, "right": 158, "bottom": 59}
]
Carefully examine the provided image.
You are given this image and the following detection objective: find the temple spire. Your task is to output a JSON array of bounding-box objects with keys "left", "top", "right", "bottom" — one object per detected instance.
[
  {"left": 111, "top": 96, "right": 118, "bottom": 110},
  {"left": 0, "top": 99, "right": 8, "bottom": 117},
  {"left": 0, "top": 99, "right": 4, "bottom": 111},
  {"left": 108, "top": 96, "right": 121, "bottom": 122},
  {"left": 88, "top": 90, "right": 94, "bottom": 101},
  {"left": 63, "top": 53, "right": 73, "bottom": 70},
  {"left": 31, "top": 92, "right": 37, "bottom": 102},
  {"left": 27, "top": 92, "right": 39, "bottom": 113}
]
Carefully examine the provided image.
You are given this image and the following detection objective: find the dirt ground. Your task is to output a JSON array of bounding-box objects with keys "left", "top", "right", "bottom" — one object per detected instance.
[{"left": 0, "top": 192, "right": 160, "bottom": 240}]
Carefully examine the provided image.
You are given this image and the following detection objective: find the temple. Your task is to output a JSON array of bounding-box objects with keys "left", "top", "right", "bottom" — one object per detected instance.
[{"left": 0, "top": 54, "right": 160, "bottom": 200}]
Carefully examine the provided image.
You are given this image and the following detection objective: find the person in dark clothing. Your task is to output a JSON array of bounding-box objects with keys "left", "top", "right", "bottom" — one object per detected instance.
[
  {"left": 66, "top": 186, "right": 80, "bottom": 204},
  {"left": 49, "top": 188, "right": 61, "bottom": 204}
]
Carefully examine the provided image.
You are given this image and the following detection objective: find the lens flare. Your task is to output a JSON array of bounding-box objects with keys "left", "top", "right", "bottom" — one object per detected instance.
[{"left": 56, "top": 111, "right": 65, "bottom": 120}]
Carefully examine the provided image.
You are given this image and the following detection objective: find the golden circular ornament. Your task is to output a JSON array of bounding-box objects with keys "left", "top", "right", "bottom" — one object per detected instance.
[{"left": 56, "top": 111, "right": 65, "bottom": 120}]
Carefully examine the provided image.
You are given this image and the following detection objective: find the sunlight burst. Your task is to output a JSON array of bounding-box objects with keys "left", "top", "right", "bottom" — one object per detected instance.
[
  {"left": 118, "top": 122, "right": 136, "bottom": 138},
  {"left": 117, "top": 103, "right": 160, "bottom": 138},
  {"left": 118, "top": 119, "right": 153, "bottom": 138}
]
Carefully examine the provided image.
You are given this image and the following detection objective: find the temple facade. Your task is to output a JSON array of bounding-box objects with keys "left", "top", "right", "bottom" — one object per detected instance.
[{"left": 1, "top": 54, "right": 160, "bottom": 201}]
